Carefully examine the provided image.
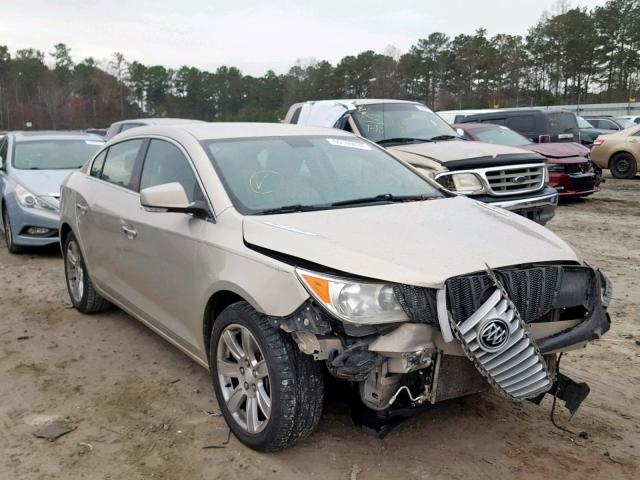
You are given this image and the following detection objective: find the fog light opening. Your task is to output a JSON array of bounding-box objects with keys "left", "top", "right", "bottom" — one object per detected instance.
[{"left": 24, "top": 226, "right": 54, "bottom": 236}]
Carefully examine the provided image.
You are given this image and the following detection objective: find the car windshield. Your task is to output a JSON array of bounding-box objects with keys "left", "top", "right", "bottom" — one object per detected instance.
[
  {"left": 351, "top": 103, "right": 460, "bottom": 144},
  {"left": 13, "top": 139, "right": 103, "bottom": 170},
  {"left": 615, "top": 118, "right": 635, "bottom": 129},
  {"left": 203, "top": 135, "right": 443, "bottom": 215},
  {"left": 472, "top": 125, "right": 531, "bottom": 147},
  {"left": 577, "top": 116, "right": 593, "bottom": 129}
]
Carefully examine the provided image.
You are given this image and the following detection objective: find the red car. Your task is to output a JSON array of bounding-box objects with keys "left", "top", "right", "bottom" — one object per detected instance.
[{"left": 454, "top": 123, "right": 601, "bottom": 197}]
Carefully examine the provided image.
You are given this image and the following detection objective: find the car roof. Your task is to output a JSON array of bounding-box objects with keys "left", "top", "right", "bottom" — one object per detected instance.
[
  {"left": 8, "top": 130, "right": 104, "bottom": 142},
  {"left": 113, "top": 122, "right": 356, "bottom": 141},
  {"left": 454, "top": 122, "right": 496, "bottom": 129},
  {"left": 111, "top": 118, "right": 207, "bottom": 126}
]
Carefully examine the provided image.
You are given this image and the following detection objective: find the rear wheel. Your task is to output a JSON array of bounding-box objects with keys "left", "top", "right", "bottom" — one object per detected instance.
[
  {"left": 63, "top": 232, "right": 110, "bottom": 313},
  {"left": 2, "top": 207, "right": 24, "bottom": 254},
  {"left": 610, "top": 152, "right": 638, "bottom": 179},
  {"left": 210, "top": 302, "right": 324, "bottom": 451}
]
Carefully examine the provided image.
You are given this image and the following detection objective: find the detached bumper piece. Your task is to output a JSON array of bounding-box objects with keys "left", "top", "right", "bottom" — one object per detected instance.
[
  {"left": 449, "top": 286, "right": 552, "bottom": 400},
  {"left": 529, "top": 372, "right": 591, "bottom": 416},
  {"left": 446, "top": 265, "right": 611, "bottom": 353}
]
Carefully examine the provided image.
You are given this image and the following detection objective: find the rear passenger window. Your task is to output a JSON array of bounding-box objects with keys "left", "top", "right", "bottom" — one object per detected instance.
[
  {"left": 506, "top": 115, "right": 535, "bottom": 132},
  {"left": 101, "top": 139, "right": 143, "bottom": 189},
  {"left": 90, "top": 150, "right": 107, "bottom": 178},
  {"left": 119, "top": 122, "right": 144, "bottom": 133},
  {"left": 483, "top": 117, "right": 506, "bottom": 126},
  {"left": 140, "top": 139, "right": 203, "bottom": 203},
  {"left": 0, "top": 139, "right": 7, "bottom": 163}
]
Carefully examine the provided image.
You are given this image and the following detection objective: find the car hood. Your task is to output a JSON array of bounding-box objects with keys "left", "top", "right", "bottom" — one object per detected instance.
[
  {"left": 242, "top": 196, "right": 579, "bottom": 288},
  {"left": 10, "top": 169, "right": 75, "bottom": 197},
  {"left": 522, "top": 142, "right": 590, "bottom": 161},
  {"left": 388, "top": 140, "right": 538, "bottom": 165}
]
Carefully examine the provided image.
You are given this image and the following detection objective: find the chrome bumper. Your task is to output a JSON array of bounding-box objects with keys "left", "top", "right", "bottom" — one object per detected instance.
[{"left": 490, "top": 190, "right": 559, "bottom": 211}]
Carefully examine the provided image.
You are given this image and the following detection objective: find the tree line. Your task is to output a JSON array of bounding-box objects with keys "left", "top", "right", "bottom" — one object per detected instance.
[{"left": 0, "top": 0, "right": 638, "bottom": 130}]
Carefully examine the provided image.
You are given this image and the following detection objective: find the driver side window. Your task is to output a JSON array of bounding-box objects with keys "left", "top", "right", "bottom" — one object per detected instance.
[{"left": 139, "top": 139, "right": 204, "bottom": 203}]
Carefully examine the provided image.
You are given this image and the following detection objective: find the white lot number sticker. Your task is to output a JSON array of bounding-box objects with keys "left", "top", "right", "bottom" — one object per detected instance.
[
  {"left": 85, "top": 141, "right": 104, "bottom": 146},
  {"left": 326, "top": 138, "right": 371, "bottom": 150}
]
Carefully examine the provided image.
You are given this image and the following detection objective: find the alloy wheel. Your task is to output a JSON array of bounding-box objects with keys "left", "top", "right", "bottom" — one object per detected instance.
[
  {"left": 65, "top": 240, "right": 84, "bottom": 303},
  {"left": 216, "top": 324, "right": 271, "bottom": 434},
  {"left": 3, "top": 209, "right": 13, "bottom": 249}
]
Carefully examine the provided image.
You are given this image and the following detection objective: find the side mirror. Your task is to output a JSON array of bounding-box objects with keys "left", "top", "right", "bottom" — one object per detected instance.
[
  {"left": 140, "top": 182, "right": 209, "bottom": 217},
  {"left": 0, "top": 155, "right": 4, "bottom": 170}
]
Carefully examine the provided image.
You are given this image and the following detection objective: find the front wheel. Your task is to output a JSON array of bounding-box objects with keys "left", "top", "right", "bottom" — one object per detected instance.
[
  {"left": 210, "top": 302, "right": 324, "bottom": 451},
  {"left": 63, "top": 232, "right": 111, "bottom": 313},
  {"left": 610, "top": 152, "right": 638, "bottom": 178},
  {"left": 3, "top": 207, "right": 24, "bottom": 254}
]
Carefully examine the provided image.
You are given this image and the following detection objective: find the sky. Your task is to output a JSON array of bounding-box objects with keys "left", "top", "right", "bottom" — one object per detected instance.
[{"left": 0, "top": 0, "right": 608, "bottom": 76}]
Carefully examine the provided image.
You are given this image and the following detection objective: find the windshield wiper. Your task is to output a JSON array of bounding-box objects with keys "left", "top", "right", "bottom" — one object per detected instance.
[
  {"left": 331, "top": 193, "right": 429, "bottom": 207},
  {"left": 427, "top": 134, "right": 459, "bottom": 141},
  {"left": 376, "top": 137, "right": 433, "bottom": 145},
  {"left": 256, "top": 204, "right": 328, "bottom": 215}
]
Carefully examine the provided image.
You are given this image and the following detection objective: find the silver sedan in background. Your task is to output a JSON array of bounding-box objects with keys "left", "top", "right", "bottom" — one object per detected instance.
[{"left": 0, "top": 131, "right": 103, "bottom": 253}]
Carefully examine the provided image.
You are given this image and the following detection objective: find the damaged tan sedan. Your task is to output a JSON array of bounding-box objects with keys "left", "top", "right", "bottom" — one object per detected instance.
[{"left": 59, "top": 123, "right": 612, "bottom": 451}]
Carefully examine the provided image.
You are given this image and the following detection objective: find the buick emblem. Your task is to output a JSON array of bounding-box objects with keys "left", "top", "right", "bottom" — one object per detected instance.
[{"left": 477, "top": 318, "right": 510, "bottom": 352}]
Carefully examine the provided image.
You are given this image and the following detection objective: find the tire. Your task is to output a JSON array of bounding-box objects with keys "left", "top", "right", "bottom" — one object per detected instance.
[
  {"left": 210, "top": 302, "right": 324, "bottom": 452},
  {"left": 63, "top": 231, "right": 111, "bottom": 313},
  {"left": 2, "top": 207, "right": 24, "bottom": 254},
  {"left": 609, "top": 152, "right": 638, "bottom": 179}
]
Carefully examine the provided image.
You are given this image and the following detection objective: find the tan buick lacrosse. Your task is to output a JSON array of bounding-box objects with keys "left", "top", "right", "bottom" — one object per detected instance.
[{"left": 59, "top": 122, "right": 612, "bottom": 451}]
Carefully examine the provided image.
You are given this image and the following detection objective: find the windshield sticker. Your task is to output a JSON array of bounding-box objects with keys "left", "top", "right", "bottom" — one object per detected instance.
[
  {"left": 264, "top": 222, "right": 319, "bottom": 236},
  {"left": 85, "top": 141, "right": 104, "bottom": 146},
  {"left": 415, "top": 105, "right": 430, "bottom": 112},
  {"left": 326, "top": 138, "right": 371, "bottom": 150},
  {"left": 249, "top": 170, "right": 281, "bottom": 195}
]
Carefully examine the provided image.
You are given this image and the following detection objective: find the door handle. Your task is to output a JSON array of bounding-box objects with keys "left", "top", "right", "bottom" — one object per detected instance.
[
  {"left": 76, "top": 203, "right": 88, "bottom": 214},
  {"left": 121, "top": 225, "right": 137, "bottom": 238}
]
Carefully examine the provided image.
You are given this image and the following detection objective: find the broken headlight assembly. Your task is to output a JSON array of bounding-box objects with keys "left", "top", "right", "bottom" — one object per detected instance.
[
  {"left": 435, "top": 172, "right": 485, "bottom": 195},
  {"left": 295, "top": 268, "right": 408, "bottom": 324}
]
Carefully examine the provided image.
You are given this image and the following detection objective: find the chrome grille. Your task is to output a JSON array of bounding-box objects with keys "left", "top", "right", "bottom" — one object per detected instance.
[
  {"left": 449, "top": 287, "right": 552, "bottom": 401},
  {"left": 484, "top": 164, "right": 545, "bottom": 195}
]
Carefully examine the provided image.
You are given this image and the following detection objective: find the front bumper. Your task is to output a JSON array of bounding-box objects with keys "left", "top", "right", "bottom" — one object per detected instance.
[
  {"left": 5, "top": 198, "right": 60, "bottom": 246},
  {"left": 470, "top": 186, "right": 558, "bottom": 225},
  {"left": 550, "top": 171, "right": 602, "bottom": 197}
]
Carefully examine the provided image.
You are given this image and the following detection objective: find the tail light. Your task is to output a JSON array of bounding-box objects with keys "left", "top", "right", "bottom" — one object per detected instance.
[
  {"left": 593, "top": 139, "right": 605, "bottom": 146},
  {"left": 539, "top": 135, "right": 551, "bottom": 143}
]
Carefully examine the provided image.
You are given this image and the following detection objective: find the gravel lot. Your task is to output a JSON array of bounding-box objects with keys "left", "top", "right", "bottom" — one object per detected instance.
[{"left": 1, "top": 175, "right": 638, "bottom": 480}]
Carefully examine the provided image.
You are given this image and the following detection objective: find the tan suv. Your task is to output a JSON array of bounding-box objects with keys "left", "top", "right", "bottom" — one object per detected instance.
[
  {"left": 60, "top": 122, "right": 612, "bottom": 451},
  {"left": 286, "top": 100, "right": 559, "bottom": 224},
  {"left": 590, "top": 124, "right": 640, "bottom": 178}
]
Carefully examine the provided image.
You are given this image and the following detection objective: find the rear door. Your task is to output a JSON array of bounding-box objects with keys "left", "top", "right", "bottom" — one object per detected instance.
[
  {"left": 113, "top": 138, "right": 211, "bottom": 353},
  {"left": 75, "top": 139, "right": 145, "bottom": 298}
]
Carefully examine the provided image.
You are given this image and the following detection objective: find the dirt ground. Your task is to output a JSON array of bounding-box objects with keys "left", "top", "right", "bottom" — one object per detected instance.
[{"left": 1, "top": 175, "right": 638, "bottom": 480}]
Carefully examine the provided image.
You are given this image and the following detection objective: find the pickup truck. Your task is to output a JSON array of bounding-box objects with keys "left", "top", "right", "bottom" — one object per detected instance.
[{"left": 285, "top": 100, "right": 558, "bottom": 225}]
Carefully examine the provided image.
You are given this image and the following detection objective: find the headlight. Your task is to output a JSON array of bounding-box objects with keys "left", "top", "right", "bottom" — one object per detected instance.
[
  {"left": 15, "top": 184, "right": 57, "bottom": 211},
  {"left": 543, "top": 165, "right": 550, "bottom": 185},
  {"left": 546, "top": 163, "right": 564, "bottom": 173},
  {"left": 436, "top": 172, "right": 485, "bottom": 194},
  {"left": 296, "top": 268, "right": 408, "bottom": 324},
  {"left": 15, "top": 184, "right": 38, "bottom": 208}
]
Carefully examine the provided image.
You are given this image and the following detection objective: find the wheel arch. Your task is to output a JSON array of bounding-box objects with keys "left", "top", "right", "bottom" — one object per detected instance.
[
  {"left": 60, "top": 222, "right": 73, "bottom": 248},
  {"left": 203, "top": 289, "right": 249, "bottom": 362}
]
